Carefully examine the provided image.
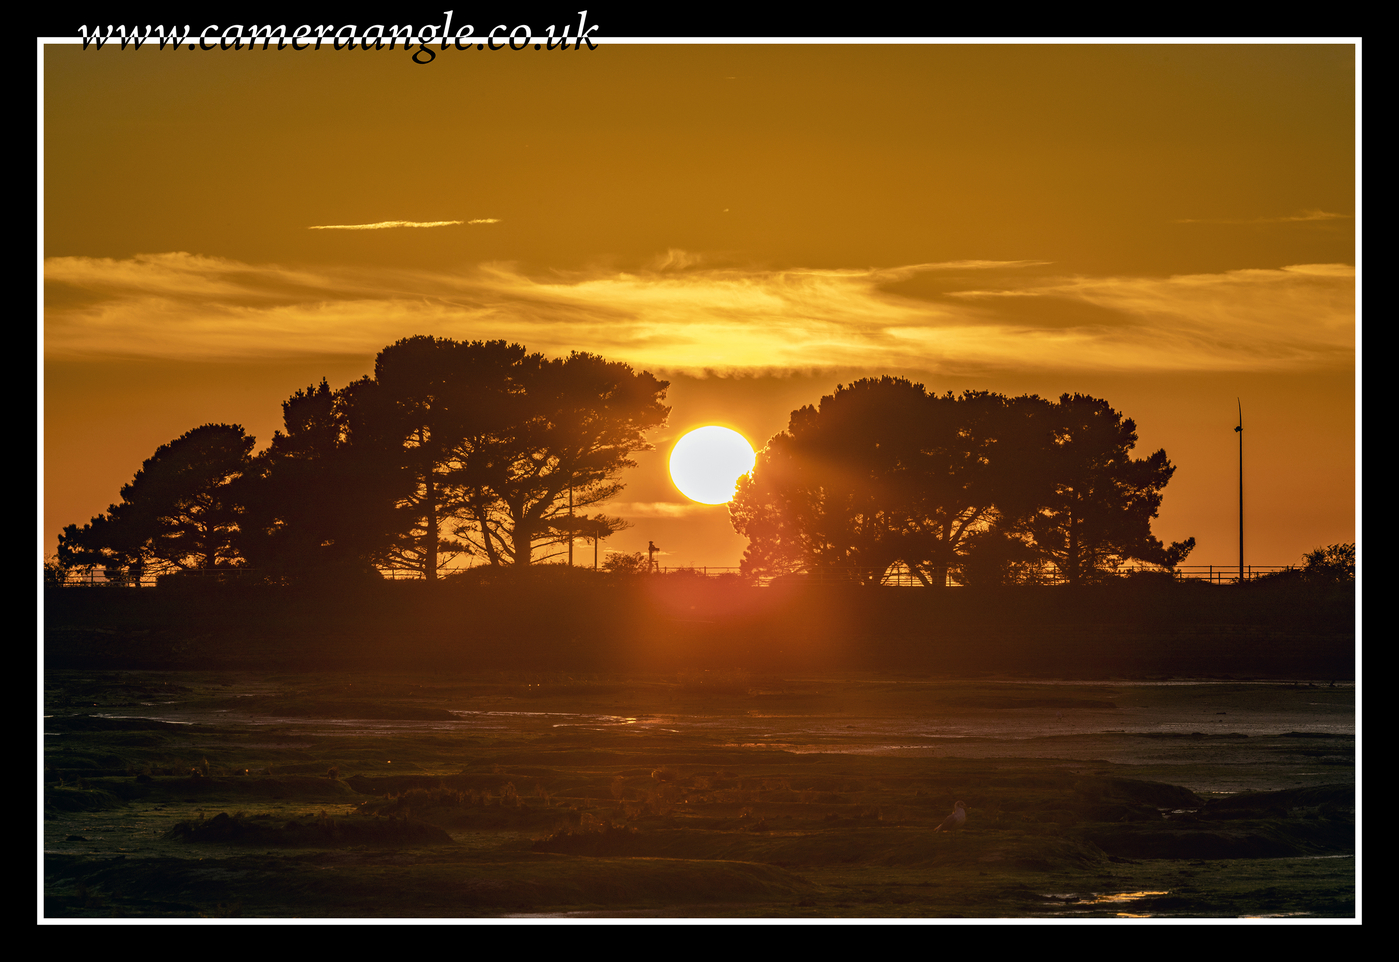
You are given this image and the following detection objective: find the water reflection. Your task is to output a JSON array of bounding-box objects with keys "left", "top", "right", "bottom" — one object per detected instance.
[
  {"left": 68, "top": 675, "right": 1352, "bottom": 795},
  {"left": 1040, "top": 890, "right": 1171, "bottom": 917}
]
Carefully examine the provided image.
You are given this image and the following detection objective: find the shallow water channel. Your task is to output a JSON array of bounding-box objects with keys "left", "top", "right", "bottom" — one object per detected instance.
[{"left": 63, "top": 672, "right": 1354, "bottom": 794}]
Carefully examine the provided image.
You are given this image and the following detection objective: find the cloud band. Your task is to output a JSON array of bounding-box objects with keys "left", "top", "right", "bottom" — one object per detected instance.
[{"left": 44, "top": 253, "right": 1354, "bottom": 375}]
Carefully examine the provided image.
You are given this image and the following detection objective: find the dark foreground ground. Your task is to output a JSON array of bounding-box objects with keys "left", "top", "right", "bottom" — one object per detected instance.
[
  {"left": 42, "top": 670, "right": 1355, "bottom": 920},
  {"left": 44, "top": 574, "right": 1355, "bottom": 676},
  {"left": 42, "top": 579, "right": 1356, "bottom": 920}
]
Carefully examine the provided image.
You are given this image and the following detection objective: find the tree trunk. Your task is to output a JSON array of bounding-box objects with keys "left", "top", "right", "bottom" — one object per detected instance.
[
  {"left": 1066, "top": 496, "right": 1080, "bottom": 586},
  {"left": 424, "top": 471, "right": 438, "bottom": 580},
  {"left": 512, "top": 525, "right": 532, "bottom": 567},
  {"left": 419, "top": 429, "right": 437, "bottom": 581}
]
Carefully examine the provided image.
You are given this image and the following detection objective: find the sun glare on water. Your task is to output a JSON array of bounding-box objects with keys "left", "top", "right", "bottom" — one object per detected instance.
[{"left": 669, "top": 426, "right": 756, "bottom": 505}]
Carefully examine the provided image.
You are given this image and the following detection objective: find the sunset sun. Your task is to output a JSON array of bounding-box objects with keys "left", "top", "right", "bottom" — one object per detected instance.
[{"left": 669, "top": 426, "right": 756, "bottom": 505}]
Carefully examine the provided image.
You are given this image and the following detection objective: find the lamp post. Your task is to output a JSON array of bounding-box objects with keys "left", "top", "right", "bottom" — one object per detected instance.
[{"left": 1235, "top": 399, "right": 1243, "bottom": 584}]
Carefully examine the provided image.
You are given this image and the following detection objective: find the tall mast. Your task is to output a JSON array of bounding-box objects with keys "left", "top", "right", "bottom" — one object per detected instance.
[{"left": 1235, "top": 399, "right": 1243, "bottom": 584}]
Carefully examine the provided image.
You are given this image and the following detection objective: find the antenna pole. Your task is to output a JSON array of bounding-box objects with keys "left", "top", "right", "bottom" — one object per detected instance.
[{"left": 1235, "top": 399, "right": 1243, "bottom": 584}]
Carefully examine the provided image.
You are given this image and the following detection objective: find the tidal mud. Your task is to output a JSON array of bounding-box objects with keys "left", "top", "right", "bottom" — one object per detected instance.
[{"left": 43, "top": 671, "right": 1354, "bottom": 919}]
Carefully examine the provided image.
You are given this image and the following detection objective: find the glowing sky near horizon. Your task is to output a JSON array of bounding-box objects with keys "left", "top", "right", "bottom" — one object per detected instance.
[{"left": 42, "top": 41, "right": 1356, "bottom": 570}]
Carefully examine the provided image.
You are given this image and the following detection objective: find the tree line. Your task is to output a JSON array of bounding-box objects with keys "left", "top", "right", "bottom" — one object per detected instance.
[
  {"left": 56, "top": 336, "right": 669, "bottom": 582},
  {"left": 54, "top": 342, "right": 1195, "bottom": 588},
  {"left": 729, "top": 377, "right": 1196, "bottom": 586}
]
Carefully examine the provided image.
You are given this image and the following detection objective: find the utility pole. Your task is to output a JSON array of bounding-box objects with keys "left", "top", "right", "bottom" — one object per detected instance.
[{"left": 1235, "top": 399, "right": 1243, "bottom": 584}]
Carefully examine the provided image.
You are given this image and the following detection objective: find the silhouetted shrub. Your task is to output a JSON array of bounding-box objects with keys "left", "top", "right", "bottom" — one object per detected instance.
[{"left": 1303, "top": 543, "right": 1355, "bottom": 584}]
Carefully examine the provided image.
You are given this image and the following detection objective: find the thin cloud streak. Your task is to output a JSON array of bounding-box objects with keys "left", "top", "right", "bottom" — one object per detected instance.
[
  {"left": 307, "top": 219, "right": 500, "bottom": 230},
  {"left": 610, "top": 502, "right": 705, "bottom": 518},
  {"left": 43, "top": 254, "right": 1354, "bottom": 375},
  {"left": 1172, "top": 209, "right": 1353, "bottom": 225}
]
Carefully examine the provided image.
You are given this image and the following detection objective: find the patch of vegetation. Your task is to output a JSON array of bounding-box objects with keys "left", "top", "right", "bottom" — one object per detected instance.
[
  {"left": 164, "top": 810, "right": 453, "bottom": 847},
  {"left": 46, "top": 784, "right": 127, "bottom": 813}
]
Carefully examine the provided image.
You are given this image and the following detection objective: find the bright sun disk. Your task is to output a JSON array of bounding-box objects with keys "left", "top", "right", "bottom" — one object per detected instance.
[{"left": 669, "top": 426, "right": 756, "bottom": 504}]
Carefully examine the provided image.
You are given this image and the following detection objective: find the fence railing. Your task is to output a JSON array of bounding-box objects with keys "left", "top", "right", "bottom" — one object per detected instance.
[
  {"left": 47, "top": 562, "right": 1294, "bottom": 588},
  {"left": 689, "top": 564, "right": 1292, "bottom": 586}
]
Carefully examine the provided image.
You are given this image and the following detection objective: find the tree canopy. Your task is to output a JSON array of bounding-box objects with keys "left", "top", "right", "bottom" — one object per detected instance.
[
  {"left": 730, "top": 382, "right": 1193, "bottom": 585},
  {"left": 730, "top": 378, "right": 1039, "bottom": 585},
  {"left": 58, "top": 423, "right": 255, "bottom": 575},
  {"left": 463, "top": 350, "right": 669, "bottom": 567},
  {"left": 54, "top": 338, "right": 669, "bottom": 583},
  {"left": 352, "top": 338, "right": 669, "bottom": 574},
  {"left": 1025, "top": 394, "right": 1195, "bottom": 585},
  {"left": 346, "top": 336, "right": 527, "bottom": 578},
  {"left": 236, "top": 378, "right": 408, "bottom": 580}
]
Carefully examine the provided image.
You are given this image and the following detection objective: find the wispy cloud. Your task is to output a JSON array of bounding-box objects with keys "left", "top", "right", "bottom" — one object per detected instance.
[
  {"left": 307, "top": 219, "right": 499, "bottom": 230},
  {"left": 609, "top": 501, "right": 705, "bottom": 518},
  {"left": 1172, "top": 209, "right": 1353, "bottom": 225},
  {"left": 43, "top": 252, "right": 1354, "bottom": 374}
]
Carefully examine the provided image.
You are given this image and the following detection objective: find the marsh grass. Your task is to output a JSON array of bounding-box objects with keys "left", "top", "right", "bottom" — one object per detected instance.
[{"left": 163, "top": 809, "right": 453, "bottom": 847}]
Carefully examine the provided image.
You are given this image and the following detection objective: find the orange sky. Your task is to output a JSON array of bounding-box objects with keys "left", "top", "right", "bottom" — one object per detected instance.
[{"left": 42, "top": 41, "right": 1356, "bottom": 572}]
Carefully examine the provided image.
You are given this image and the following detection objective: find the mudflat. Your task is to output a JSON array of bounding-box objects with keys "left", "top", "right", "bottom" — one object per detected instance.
[{"left": 43, "top": 669, "right": 1354, "bottom": 919}]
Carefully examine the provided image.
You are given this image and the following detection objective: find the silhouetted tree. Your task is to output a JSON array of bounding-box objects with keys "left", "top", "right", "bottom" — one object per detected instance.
[
  {"left": 236, "top": 379, "right": 406, "bottom": 580},
  {"left": 345, "top": 337, "right": 537, "bottom": 578},
  {"left": 353, "top": 338, "right": 668, "bottom": 573},
  {"left": 730, "top": 378, "right": 1040, "bottom": 585},
  {"left": 459, "top": 351, "right": 669, "bottom": 566},
  {"left": 56, "top": 512, "right": 140, "bottom": 577},
  {"left": 55, "top": 339, "right": 667, "bottom": 583},
  {"left": 731, "top": 383, "right": 1192, "bottom": 587},
  {"left": 57, "top": 423, "right": 255, "bottom": 576},
  {"left": 954, "top": 526, "right": 1049, "bottom": 586},
  {"left": 360, "top": 336, "right": 474, "bottom": 578},
  {"left": 1026, "top": 394, "right": 1195, "bottom": 584}
]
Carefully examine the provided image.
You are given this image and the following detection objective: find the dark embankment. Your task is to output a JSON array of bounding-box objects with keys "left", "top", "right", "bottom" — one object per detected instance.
[{"left": 45, "top": 572, "right": 1353, "bottom": 677}]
